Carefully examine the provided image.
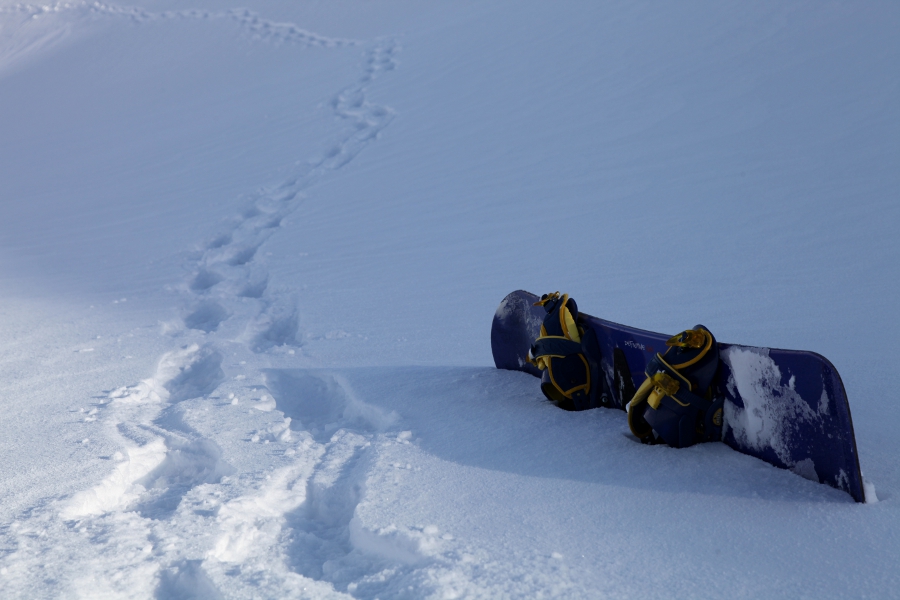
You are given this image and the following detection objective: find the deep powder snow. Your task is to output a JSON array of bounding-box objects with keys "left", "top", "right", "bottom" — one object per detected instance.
[{"left": 0, "top": 1, "right": 898, "bottom": 598}]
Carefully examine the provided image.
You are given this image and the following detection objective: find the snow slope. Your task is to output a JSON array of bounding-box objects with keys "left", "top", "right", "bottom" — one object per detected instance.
[{"left": 0, "top": 1, "right": 898, "bottom": 597}]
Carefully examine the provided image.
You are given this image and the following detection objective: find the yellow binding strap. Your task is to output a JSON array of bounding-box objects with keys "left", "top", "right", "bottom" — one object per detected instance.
[
  {"left": 559, "top": 294, "right": 581, "bottom": 342},
  {"left": 629, "top": 377, "right": 655, "bottom": 409},
  {"left": 666, "top": 329, "right": 713, "bottom": 370},
  {"left": 630, "top": 355, "right": 693, "bottom": 410},
  {"left": 547, "top": 354, "right": 591, "bottom": 399}
]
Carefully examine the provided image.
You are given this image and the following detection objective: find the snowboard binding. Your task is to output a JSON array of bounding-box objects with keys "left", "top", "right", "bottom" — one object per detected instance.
[
  {"left": 526, "top": 292, "right": 610, "bottom": 410},
  {"left": 627, "top": 326, "right": 724, "bottom": 448}
]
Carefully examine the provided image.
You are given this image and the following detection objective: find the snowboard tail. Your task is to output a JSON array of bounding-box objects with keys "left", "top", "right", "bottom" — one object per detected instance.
[{"left": 491, "top": 290, "right": 865, "bottom": 503}]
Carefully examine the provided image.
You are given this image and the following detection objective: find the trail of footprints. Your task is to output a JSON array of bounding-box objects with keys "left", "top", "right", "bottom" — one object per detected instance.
[
  {"left": 2, "top": 2, "right": 359, "bottom": 49},
  {"left": 0, "top": 3, "right": 406, "bottom": 597}
]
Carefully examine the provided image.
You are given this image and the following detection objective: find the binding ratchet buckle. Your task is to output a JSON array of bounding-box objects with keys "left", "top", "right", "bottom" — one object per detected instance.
[
  {"left": 666, "top": 329, "right": 708, "bottom": 349},
  {"left": 650, "top": 371, "right": 680, "bottom": 398},
  {"left": 533, "top": 291, "right": 561, "bottom": 307}
]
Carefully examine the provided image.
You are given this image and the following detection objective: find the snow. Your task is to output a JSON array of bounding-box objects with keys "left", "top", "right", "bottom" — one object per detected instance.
[
  {"left": 0, "top": 0, "right": 898, "bottom": 597},
  {"left": 721, "top": 346, "right": 823, "bottom": 466}
]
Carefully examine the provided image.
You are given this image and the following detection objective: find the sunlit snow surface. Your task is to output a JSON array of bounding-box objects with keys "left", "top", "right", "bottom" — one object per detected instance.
[{"left": 0, "top": 1, "right": 898, "bottom": 597}]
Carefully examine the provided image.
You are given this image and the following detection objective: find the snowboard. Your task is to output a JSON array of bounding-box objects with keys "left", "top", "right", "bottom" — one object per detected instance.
[{"left": 491, "top": 290, "right": 866, "bottom": 503}]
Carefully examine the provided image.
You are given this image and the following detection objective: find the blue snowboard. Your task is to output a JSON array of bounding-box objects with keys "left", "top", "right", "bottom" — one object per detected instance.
[{"left": 491, "top": 290, "right": 866, "bottom": 503}]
